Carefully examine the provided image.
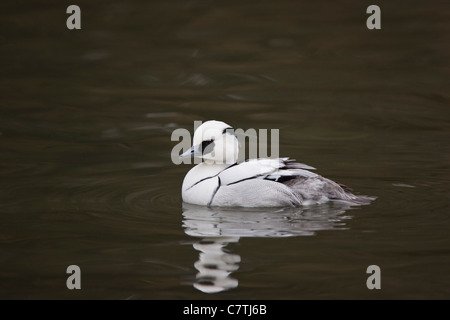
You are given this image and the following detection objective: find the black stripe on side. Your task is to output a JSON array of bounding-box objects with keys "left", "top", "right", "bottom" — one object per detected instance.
[
  {"left": 226, "top": 175, "right": 261, "bottom": 186},
  {"left": 207, "top": 177, "right": 221, "bottom": 207},
  {"left": 186, "top": 162, "right": 238, "bottom": 191}
]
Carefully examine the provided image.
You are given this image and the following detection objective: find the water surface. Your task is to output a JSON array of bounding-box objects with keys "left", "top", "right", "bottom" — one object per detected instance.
[{"left": 0, "top": 0, "right": 449, "bottom": 299}]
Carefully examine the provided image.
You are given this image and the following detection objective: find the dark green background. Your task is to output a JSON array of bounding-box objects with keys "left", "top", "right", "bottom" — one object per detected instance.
[{"left": 0, "top": 0, "right": 448, "bottom": 299}]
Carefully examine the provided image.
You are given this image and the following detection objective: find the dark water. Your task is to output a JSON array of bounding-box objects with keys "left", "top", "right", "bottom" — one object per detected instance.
[{"left": 0, "top": 0, "right": 449, "bottom": 299}]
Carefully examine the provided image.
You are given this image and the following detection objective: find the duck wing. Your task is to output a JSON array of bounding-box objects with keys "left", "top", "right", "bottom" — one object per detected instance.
[
  {"left": 219, "top": 158, "right": 375, "bottom": 206},
  {"left": 218, "top": 158, "right": 317, "bottom": 186}
]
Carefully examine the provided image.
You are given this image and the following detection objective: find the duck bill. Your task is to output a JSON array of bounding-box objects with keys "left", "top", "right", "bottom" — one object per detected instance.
[{"left": 180, "top": 144, "right": 203, "bottom": 158}]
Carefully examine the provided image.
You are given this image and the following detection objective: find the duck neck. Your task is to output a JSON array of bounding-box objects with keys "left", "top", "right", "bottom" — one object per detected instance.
[{"left": 195, "top": 161, "right": 235, "bottom": 177}]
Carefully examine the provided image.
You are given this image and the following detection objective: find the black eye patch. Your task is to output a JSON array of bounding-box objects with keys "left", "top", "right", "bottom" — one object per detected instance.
[{"left": 201, "top": 139, "right": 215, "bottom": 155}]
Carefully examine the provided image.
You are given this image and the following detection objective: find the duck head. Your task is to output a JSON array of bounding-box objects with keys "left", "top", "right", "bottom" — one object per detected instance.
[{"left": 180, "top": 120, "right": 239, "bottom": 164}]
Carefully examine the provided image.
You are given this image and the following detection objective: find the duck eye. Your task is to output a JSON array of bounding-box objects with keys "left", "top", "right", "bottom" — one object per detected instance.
[{"left": 201, "top": 139, "right": 215, "bottom": 155}]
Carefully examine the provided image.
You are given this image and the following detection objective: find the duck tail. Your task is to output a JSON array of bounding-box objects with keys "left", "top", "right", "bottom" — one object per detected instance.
[{"left": 334, "top": 195, "right": 377, "bottom": 206}]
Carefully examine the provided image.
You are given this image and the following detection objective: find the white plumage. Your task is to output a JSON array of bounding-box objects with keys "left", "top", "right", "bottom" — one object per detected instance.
[{"left": 181, "top": 120, "right": 374, "bottom": 207}]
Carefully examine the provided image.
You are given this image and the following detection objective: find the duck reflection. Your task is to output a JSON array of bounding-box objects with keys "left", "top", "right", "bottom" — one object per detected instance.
[
  {"left": 192, "top": 236, "right": 240, "bottom": 293},
  {"left": 182, "top": 202, "right": 354, "bottom": 293}
]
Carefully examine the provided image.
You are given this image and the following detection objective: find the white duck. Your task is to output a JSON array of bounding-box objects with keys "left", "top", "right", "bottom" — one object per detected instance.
[{"left": 181, "top": 120, "right": 374, "bottom": 207}]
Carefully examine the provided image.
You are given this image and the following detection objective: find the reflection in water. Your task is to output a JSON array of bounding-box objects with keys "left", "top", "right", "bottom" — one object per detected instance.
[
  {"left": 182, "top": 203, "right": 354, "bottom": 293},
  {"left": 193, "top": 237, "right": 240, "bottom": 294}
]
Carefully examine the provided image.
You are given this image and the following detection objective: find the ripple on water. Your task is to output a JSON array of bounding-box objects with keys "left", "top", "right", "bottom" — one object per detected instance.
[
  {"left": 0, "top": 162, "right": 56, "bottom": 177},
  {"left": 182, "top": 203, "right": 354, "bottom": 238},
  {"left": 50, "top": 165, "right": 182, "bottom": 226}
]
